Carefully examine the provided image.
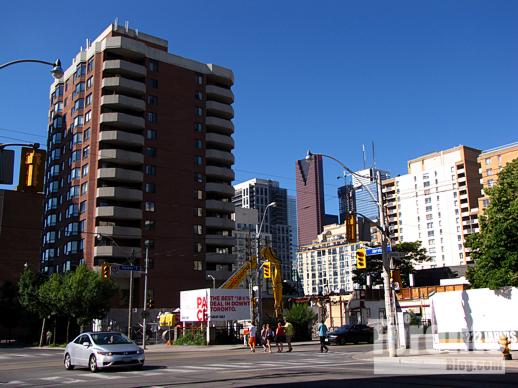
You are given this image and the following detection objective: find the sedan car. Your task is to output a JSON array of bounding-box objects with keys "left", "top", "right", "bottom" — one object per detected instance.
[
  {"left": 325, "top": 324, "right": 377, "bottom": 345},
  {"left": 64, "top": 331, "right": 145, "bottom": 372}
]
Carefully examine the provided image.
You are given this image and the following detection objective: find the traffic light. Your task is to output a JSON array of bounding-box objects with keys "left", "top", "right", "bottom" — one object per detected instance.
[
  {"left": 17, "top": 147, "right": 46, "bottom": 193},
  {"left": 356, "top": 249, "right": 367, "bottom": 269},
  {"left": 101, "top": 263, "right": 111, "bottom": 279},
  {"left": 263, "top": 261, "right": 271, "bottom": 278}
]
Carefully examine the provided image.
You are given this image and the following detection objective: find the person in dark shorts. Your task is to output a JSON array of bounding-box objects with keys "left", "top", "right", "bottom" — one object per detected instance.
[{"left": 275, "top": 322, "right": 286, "bottom": 352}]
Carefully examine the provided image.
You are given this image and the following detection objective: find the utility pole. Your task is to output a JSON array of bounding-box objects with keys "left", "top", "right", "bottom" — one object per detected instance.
[
  {"left": 127, "top": 250, "right": 135, "bottom": 339},
  {"left": 142, "top": 245, "right": 149, "bottom": 349},
  {"left": 377, "top": 170, "right": 396, "bottom": 357}
]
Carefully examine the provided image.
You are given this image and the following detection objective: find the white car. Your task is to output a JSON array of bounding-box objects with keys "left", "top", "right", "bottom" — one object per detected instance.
[{"left": 64, "top": 331, "right": 145, "bottom": 372}]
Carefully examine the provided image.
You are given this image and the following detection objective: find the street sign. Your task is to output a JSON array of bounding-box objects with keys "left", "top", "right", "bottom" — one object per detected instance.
[
  {"left": 117, "top": 265, "right": 141, "bottom": 271},
  {"left": 365, "top": 246, "right": 391, "bottom": 256}
]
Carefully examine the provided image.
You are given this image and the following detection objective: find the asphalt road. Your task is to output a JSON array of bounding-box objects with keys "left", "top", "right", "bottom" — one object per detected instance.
[{"left": 1, "top": 344, "right": 517, "bottom": 387}]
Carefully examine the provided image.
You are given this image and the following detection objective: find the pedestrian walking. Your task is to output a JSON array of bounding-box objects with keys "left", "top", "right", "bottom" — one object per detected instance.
[
  {"left": 261, "top": 324, "right": 268, "bottom": 352},
  {"left": 318, "top": 320, "right": 329, "bottom": 353},
  {"left": 265, "top": 323, "right": 274, "bottom": 353},
  {"left": 46, "top": 330, "right": 52, "bottom": 346},
  {"left": 284, "top": 320, "right": 294, "bottom": 352},
  {"left": 248, "top": 321, "right": 257, "bottom": 352},
  {"left": 275, "top": 322, "right": 286, "bottom": 352}
]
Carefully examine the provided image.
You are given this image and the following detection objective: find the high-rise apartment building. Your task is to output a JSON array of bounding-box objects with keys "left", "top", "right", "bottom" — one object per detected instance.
[
  {"left": 287, "top": 195, "right": 298, "bottom": 281},
  {"left": 41, "top": 23, "right": 235, "bottom": 307},
  {"left": 383, "top": 145, "right": 481, "bottom": 268},
  {"left": 233, "top": 179, "right": 291, "bottom": 280},
  {"left": 295, "top": 155, "right": 325, "bottom": 246},
  {"left": 477, "top": 142, "right": 518, "bottom": 212}
]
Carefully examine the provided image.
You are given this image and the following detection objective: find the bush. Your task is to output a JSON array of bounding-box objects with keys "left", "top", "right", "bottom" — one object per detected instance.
[
  {"left": 284, "top": 303, "right": 317, "bottom": 341},
  {"left": 174, "top": 330, "right": 206, "bottom": 346}
]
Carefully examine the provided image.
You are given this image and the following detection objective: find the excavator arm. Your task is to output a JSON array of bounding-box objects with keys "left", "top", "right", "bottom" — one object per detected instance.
[{"left": 261, "top": 246, "right": 283, "bottom": 319}]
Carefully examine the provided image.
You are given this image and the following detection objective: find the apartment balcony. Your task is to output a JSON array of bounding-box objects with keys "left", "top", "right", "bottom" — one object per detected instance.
[
  {"left": 101, "top": 94, "right": 146, "bottom": 112},
  {"left": 206, "top": 252, "right": 236, "bottom": 264},
  {"left": 206, "top": 132, "right": 234, "bottom": 150},
  {"left": 206, "top": 101, "right": 234, "bottom": 119},
  {"left": 94, "top": 246, "right": 142, "bottom": 259},
  {"left": 103, "top": 59, "right": 146, "bottom": 78},
  {"left": 100, "top": 112, "right": 145, "bottom": 130},
  {"left": 207, "top": 64, "right": 234, "bottom": 86},
  {"left": 98, "top": 130, "right": 144, "bottom": 147},
  {"left": 96, "top": 206, "right": 142, "bottom": 220},
  {"left": 205, "top": 182, "right": 234, "bottom": 197},
  {"left": 205, "top": 235, "right": 236, "bottom": 247},
  {"left": 206, "top": 85, "right": 234, "bottom": 104},
  {"left": 205, "top": 116, "right": 234, "bottom": 135},
  {"left": 98, "top": 149, "right": 144, "bottom": 166},
  {"left": 98, "top": 167, "right": 144, "bottom": 183},
  {"left": 205, "top": 165, "right": 234, "bottom": 181},
  {"left": 206, "top": 149, "right": 234, "bottom": 165},
  {"left": 95, "top": 225, "right": 142, "bottom": 239},
  {"left": 206, "top": 217, "right": 235, "bottom": 230},
  {"left": 97, "top": 187, "right": 143, "bottom": 202},
  {"left": 102, "top": 76, "right": 146, "bottom": 96},
  {"left": 205, "top": 199, "right": 234, "bottom": 213}
]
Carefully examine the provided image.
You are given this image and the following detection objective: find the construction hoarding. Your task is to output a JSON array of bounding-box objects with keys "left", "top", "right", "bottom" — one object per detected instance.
[{"left": 180, "top": 288, "right": 250, "bottom": 322}]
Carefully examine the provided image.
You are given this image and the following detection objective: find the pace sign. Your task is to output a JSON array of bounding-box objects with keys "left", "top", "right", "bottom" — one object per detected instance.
[{"left": 180, "top": 288, "right": 250, "bottom": 322}]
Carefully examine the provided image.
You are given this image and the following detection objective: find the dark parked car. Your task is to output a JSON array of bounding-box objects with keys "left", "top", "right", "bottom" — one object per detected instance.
[{"left": 325, "top": 324, "right": 376, "bottom": 345}]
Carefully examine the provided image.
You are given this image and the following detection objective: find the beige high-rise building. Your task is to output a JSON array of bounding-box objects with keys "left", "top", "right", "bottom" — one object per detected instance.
[{"left": 477, "top": 142, "right": 518, "bottom": 212}]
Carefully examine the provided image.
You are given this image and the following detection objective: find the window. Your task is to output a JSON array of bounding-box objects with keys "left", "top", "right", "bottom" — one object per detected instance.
[
  {"left": 195, "top": 156, "right": 203, "bottom": 165},
  {"left": 194, "top": 172, "right": 203, "bottom": 183},
  {"left": 82, "top": 146, "right": 90, "bottom": 159},
  {"left": 147, "top": 95, "right": 158, "bottom": 106},
  {"left": 72, "top": 133, "right": 82, "bottom": 145},
  {"left": 73, "top": 99, "right": 84, "bottom": 112},
  {"left": 194, "top": 261, "right": 203, "bottom": 271},
  {"left": 144, "top": 220, "right": 155, "bottom": 231},
  {"left": 194, "top": 242, "right": 202, "bottom": 253},
  {"left": 194, "top": 190, "right": 203, "bottom": 200},
  {"left": 194, "top": 139, "right": 203, "bottom": 149},
  {"left": 428, "top": 239, "right": 435, "bottom": 246},
  {"left": 196, "top": 74, "right": 203, "bottom": 85},
  {"left": 425, "top": 205, "right": 432, "bottom": 212},
  {"left": 87, "top": 58, "right": 94, "bottom": 72},
  {"left": 68, "top": 185, "right": 80, "bottom": 199},
  {"left": 79, "top": 201, "right": 87, "bottom": 214},
  {"left": 73, "top": 116, "right": 84, "bottom": 128},
  {"left": 85, "top": 111, "right": 91, "bottom": 123},
  {"left": 66, "top": 204, "right": 79, "bottom": 218},
  {"left": 488, "top": 179, "right": 494, "bottom": 188},
  {"left": 195, "top": 123, "right": 203, "bottom": 132},
  {"left": 425, "top": 197, "right": 431, "bottom": 204},
  {"left": 74, "top": 82, "right": 85, "bottom": 94},
  {"left": 485, "top": 157, "right": 491, "bottom": 166},
  {"left": 81, "top": 182, "right": 88, "bottom": 194},
  {"left": 71, "top": 150, "right": 81, "bottom": 162},
  {"left": 195, "top": 107, "right": 203, "bottom": 117},
  {"left": 148, "top": 79, "right": 158, "bottom": 89},
  {"left": 86, "top": 76, "right": 93, "bottom": 88},
  {"left": 146, "top": 129, "right": 157, "bottom": 140},
  {"left": 145, "top": 239, "right": 155, "bottom": 249},
  {"left": 145, "top": 164, "right": 156, "bottom": 176},
  {"left": 194, "top": 225, "right": 203, "bottom": 235},
  {"left": 69, "top": 167, "right": 80, "bottom": 181},
  {"left": 195, "top": 91, "right": 203, "bottom": 100},
  {"left": 50, "top": 165, "right": 60, "bottom": 177},
  {"left": 423, "top": 181, "right": 430, "bottom": 187},
  {"left": 53, "top": 116, "right": 63, "bottom": 129},
  {"left": 148, "top": 59, "right": 159, "bottom": 72},
  {"left": 147, "top": 112, "right": 157, "bottom": 123},
  {"left": 145, "top": 147, "right": 156, "bottom": 157},
  {"left": 48, "top": 181, "right": 59, "bottom": 193},
  {"left": 83, "top": 128, "right": 90, "bottom": 141},
  {"left": 86, "top": 93, "right": 92, "bottom": 106},
  {"left": 55, "top": 84, "right": 64, "bottom": 97},
  {"left": 74, "top": 63, "right": 86, "bottom": 79},
  {"left": 427, "top": 231, "right": 435, "bottom": 237},
  {"left": 145, "top": 201, "right": 156, "bottom": 212},
  {"left": 427, "top": 222, "right": 433, "bottom": 229},
  {"left": 54, "top": 102, "right": 63, "bottom": 113},
  {"left": 194, "top": 208, "right": 202, "bottom": 217},
  {"left": 145, "top": 183, "right": 156, "bottom": 193},
  {"left": 486, "top": 168, "right": 493, "bottom": 176}
]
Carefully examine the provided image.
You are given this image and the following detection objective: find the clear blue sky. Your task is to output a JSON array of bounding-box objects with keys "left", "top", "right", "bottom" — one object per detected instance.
[{"left": 1, "top": 0, "right": 517, "bottom": 215}]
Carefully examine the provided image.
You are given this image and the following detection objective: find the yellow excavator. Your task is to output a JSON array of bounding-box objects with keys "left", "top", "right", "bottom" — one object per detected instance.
[{"left": 220, "top": 246, "right": 283, "bottom": 319}]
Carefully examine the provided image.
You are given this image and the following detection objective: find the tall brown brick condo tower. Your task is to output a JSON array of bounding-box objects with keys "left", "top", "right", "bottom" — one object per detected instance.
[{"left": 42, "top": 23, "right": 235, "bottom": 308}]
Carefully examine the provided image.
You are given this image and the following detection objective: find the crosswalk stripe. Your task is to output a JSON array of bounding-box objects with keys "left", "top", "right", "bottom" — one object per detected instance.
[
  {"left": 178, "top": 365, "right": 227, "bottom": 371},
  {"left": 161, "top": 368, "right": 193, "bottom": 373},
  {"left": 78, "top": 373, "right": 124, "bottom": 379},
  {"left": 124, "top": 371, "right": 164, "bottom": 376}
]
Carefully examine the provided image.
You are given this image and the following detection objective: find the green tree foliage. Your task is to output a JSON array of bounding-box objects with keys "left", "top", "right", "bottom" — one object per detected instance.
[
  {"left": 18, "top": 268, "right": 49, "bottom": 319},
  {"left": 284, "top": 303, "right": 317, "bottom": 341},
  {"left": 353, "top": 241, "right": 431, "bottom": 287},
  {"left": 467, "top": 158, "right": 518, "bottom": 289}
]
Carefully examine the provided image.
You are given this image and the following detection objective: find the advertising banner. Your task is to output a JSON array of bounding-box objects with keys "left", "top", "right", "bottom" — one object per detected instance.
[{"left": 180, "top": 288, "right": 250, "bottom": 322}]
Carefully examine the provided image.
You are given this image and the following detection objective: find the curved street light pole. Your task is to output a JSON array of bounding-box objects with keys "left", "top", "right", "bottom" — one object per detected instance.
[
  {"left": 0, "top": 59, "right": 64, "bottom": 79},
  {"left": 305, "top": 150, "right": 397, "bottom": 358}
]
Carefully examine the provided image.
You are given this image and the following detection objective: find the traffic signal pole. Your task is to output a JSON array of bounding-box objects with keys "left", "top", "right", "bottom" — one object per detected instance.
[{"left": 142, "top": 245, "right": 149, "bottom": 349}]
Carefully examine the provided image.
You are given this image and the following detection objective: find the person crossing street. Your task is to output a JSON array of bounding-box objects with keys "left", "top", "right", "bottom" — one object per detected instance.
[{"left": 318, "top": 320, "right": 329, "bottom": 353}]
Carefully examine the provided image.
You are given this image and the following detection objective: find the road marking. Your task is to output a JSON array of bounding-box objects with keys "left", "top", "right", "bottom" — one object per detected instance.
[
  {"left": 124, "top": 371, "right": 164, "bottom": 376},
  {"left": 161, "top": 368, "right": 194, "bottom": 373},
  {"left": 78, "top": 373, "right": 124, "bottom": 379},
  {"left": 4, "top": 381, "right": 25, "bottom": 385},
  {"left": 5, "top": 354, "right": 32, "bottom": 358},
  {"left": 178, "top": 365, "right": 227, "bottom": 371}
]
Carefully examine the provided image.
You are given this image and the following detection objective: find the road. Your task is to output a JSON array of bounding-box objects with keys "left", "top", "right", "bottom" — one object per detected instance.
[{"left": 1, "top": 344, "right": 517, "bottom": 387}]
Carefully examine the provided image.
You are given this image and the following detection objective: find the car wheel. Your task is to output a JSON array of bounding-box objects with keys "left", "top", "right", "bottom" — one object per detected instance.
[
  {"left": 64, "top": 353, "right": 74, "bottom": 370},
  {"left": 89, "top": 355, "right": 98, "bottom": 373}
]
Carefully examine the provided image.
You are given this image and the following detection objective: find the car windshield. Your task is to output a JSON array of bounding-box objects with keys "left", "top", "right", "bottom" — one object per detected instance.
[
  {"left": 91, "top": 333, "right": 133, "bottom": 345},
  {"left": 334, "top": 325, "right": 352, "bottom": 334}
]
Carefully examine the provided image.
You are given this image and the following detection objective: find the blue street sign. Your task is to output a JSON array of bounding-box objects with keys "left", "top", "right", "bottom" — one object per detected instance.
[
  {"left": 365, "top": 246, "right": 391, "bottom": 256},
  {"left": 119, "top": 265, "right": 141, "bottom": 271}
]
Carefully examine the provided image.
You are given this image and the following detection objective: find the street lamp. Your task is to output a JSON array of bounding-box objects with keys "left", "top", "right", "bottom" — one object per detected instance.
[
  {"left": 207, "top": 274, "right": 216, "bottom": 289},
  {"left": 305, "top": 150, "right": 397, "bottom": 357},
  {"left": 255, "top": 201, "right": 277, "bottom": 324},
  {"left": 0, "top": 59, "right": 64, "bottom": 79}
]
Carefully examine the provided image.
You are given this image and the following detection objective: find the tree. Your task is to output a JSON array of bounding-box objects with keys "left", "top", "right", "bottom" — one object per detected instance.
[
  {"left": 0, "top": 282, "right": 23, "bottom": 340},
  {"left": 38, "top": 273, "right": 65, "bottom": 345},
  {"left": 284, "top": 303, "right": 317, "bottom": 341},
  {"left": 467, "top": 158, "right": 518, "bottom": 289},
  {"left": 353, "top": 241, "right": 431, "bottom": 287}
]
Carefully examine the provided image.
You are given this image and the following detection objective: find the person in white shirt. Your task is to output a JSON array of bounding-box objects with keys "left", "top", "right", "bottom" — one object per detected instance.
[{"left": 248, "top": 321, "right": 257, "bottom": 352}]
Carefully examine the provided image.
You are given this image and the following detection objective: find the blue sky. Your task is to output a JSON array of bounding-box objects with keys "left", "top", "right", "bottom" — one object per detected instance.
[{"left": 1, "top": 0, "right": 517, "bottom": 214}]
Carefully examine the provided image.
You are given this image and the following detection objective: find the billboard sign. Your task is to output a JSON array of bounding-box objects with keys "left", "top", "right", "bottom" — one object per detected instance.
[{"left": 180, "top": 288, "right": 250, "bottom": 322}]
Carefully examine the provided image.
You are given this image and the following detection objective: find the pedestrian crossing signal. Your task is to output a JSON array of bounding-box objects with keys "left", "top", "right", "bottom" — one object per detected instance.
[
  {"left": 263, "top": 261, "right": 271, "bottom": 278},
  {"left": 356, "top": 249, "right": 367, "bottom": 269},
  {"left": 101, "top": 263, "right": 111, "bottom": 279}
]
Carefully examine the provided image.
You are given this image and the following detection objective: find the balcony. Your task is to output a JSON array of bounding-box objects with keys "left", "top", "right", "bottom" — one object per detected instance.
[
  {"left": 205, "top": 235, "right": 236, "bottom": 247},
  {"left": 100, "top": 112, "right": 145, "bottom": 130},
  {"left": 205, "top": 116, "right": 234, "bottom": 135},
  {"left": 206, "top": 85, "right": 234, "bottom": 104},
  {"left": 205, "top": 199, "right": 234, "bottom": 213},
  {"left": 94, "top": 246, "right": 142, "bottom": 259},
  {"left": 102, "top": 76, "right": 146, "bottom": 96},
  {"left": 206, "top": 132, "right": 234, "bottom": 150},
  {"left": 205, "top": 165, "right": 234, "bottom": 181},
  {"left": 96, "top": 206, "right": 142, "bottom": 220},
  {"left": 103, "top": 59, "right": 146, "bottom": 78},
  {"left": 205, "top": 182, "right": 234, "bottom": 197},
  {"left": 97, "top": 187, "right": 143, "bottom": 202},
  {"left": 98, "top": 130, "right": 144, "bottom": 147},
  {"left": 206, "top": 101, "right": 234, "bottom": 119},
  {"left": 206, "top": 149, "right": 234, "bottom": 165},
  {"left": 98, "top": 149, "right": 144, "bottom": 166},
  {"left": 95, "top": 225, "right": 142, "bottom": 239},
  {"left": 98, "top": 167, "right": 143, "bottom": 183},
  {"left": 206, "top": 252, "right": 236, "bottom": 264},
  {"left": 206, "top": 217, "right": 235, "bottom": 230},
  {"left": 101, "top": 95, "right": 146, "bottom": 112}
]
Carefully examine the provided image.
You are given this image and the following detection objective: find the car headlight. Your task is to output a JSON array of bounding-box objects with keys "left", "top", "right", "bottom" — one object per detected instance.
[
  {"left": 96, "top": 351, "right": 113, "bottom": 356},
  {"left": 137, "top": 348, "right": 145, "bottom": 354}
]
